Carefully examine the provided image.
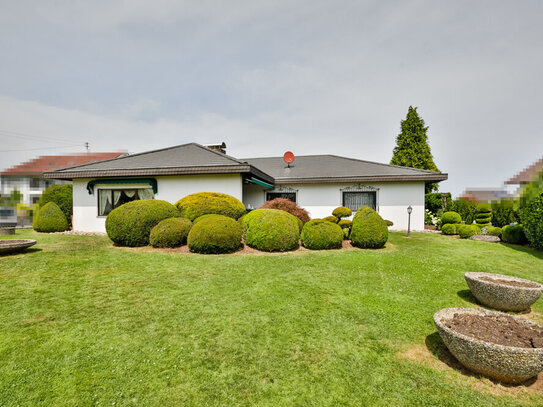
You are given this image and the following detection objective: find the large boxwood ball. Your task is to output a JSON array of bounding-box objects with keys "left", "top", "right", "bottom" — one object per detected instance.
[
  {"left": 501, "top": 224, "right": 528, "bottom": 245},
  {"left": 150, "top": 217, "right": 193, "bottom": 248},
  {"left": 441, "top": 211, "right": 461, "bottom": 224},
  {"left": 458, "top": 224, "right": 480, "bottom": 239},
  {"left": 441, "top": 223, "right": 457, "bottom": 235},
  {"left": 175, "top": 192, "right": 246, "bottom": 221},
  {"left": 33, "top": 202, "right": 69, "bottom": 233},
  {"left": 38, "top": 184, "right": 72, "bottom": 225},
  {"left": 301, "top": 220, "right": 343, "bottom": 250},
  {"left": 187, "top": 214, "right": 242, "bottom": 254},
  {"left": 106, "top": 200, "right": 179, "bottom": 247},
  {"left": 487, "top": 226, "right": 502, "bottom": 237},
  {"left": 243, "top": 209, "right": 300, "bottom": 252},
  {"left": 350, "top": 206, "right": 388, "bottom": 249}
]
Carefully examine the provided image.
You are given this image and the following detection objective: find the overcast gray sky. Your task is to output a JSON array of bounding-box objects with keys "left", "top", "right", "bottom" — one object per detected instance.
[{"left": 1, "top": 0, "right": 542, "bottom": 196}]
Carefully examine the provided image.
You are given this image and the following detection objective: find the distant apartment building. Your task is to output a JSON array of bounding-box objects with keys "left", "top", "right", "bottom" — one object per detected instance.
[{"left": 0, "top": 153, "right": 125, "bottom": 205}]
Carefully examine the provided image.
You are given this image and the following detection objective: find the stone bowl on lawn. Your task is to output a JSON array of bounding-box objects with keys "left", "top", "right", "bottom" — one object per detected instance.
[
  {"left": 0, "top": 239, "right": 36, "bottom": 255},
  {"left": 465, "top": 272, "right": 543, "bottom": 312},
  {"left": 434, "top": 307, "right": 543, "bottom": 383}
]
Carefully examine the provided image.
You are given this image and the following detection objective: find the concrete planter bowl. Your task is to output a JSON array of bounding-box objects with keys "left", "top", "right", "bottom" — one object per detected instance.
[
  {"left": 0, "top": 239, "right": 36, "bottom": 255},
  {"left": 434, "top": 307, "right": 543, "bottom": 383},
  {"left": 465, "top": 272, "right": 543, "bottom": 312}
]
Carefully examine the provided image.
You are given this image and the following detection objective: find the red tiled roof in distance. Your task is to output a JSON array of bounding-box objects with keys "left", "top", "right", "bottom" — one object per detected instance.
[
  {"left": 506, "top": 156, "right": 543, "bottom": 185},
  {"left": 1, "top": 152, "right": 127, "bottom": 176}
]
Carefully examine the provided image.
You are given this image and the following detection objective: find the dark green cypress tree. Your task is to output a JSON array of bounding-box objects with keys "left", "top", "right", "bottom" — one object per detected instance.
[{"left": 390, "top": 106, "right": 441, "bottom": 193}]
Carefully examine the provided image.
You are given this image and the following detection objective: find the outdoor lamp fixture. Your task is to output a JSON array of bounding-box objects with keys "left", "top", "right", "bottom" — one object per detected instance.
[{"left": 407, "top": 205, "right": 413, "bottom": 237}]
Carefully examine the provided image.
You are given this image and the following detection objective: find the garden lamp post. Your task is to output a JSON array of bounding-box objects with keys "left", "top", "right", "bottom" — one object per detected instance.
[{"left": 407, "top": 205, "right": 412, "bottom": 237}]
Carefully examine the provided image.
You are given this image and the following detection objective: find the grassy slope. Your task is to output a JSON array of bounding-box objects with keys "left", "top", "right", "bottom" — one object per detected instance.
[{"left": 1, "top": 230, "right": 542, "bottom": 406}]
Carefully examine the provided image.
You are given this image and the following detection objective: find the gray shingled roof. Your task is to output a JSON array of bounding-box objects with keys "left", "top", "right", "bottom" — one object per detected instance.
[{"left": 243, "top": 155, "right": 447, "bottom": 183}]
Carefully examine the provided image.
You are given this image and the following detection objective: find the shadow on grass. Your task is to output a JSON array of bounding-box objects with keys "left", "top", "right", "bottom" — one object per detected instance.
[
  {"left": 499, "top": 242, "right": 543, "bottom": 260},
  {"left": 425, "top": 332, "right": 538, "bottom": 387},
  {"left": 0, "top": 247, "right": 42, "bottom": 257},
  {"left": 457, "top": 289, "right": 479, "bottom": 306}
]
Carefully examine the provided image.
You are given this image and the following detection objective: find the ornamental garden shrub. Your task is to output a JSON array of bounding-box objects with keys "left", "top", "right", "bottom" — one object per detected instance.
[
  {"left": 458, "top": 224, "right": 480, "bottom": 239},
  {"left": 106, "top": 200, "right": 179, "bottom": 247},
  {"left": 150, "top": 217, "right": 193, "bottom": 248},
  {"left": 33, "top": 202, "right": 69, "bottom": 233},
  {"left": 243, "top": 209, "right": 300, "bottom": 252},
  {"left": 446, "top": 199, "right": 477, "bottom": 224},
  {"left": 38, "top": 184, "right": 73, "bottom": 226},
  {"left": 520, "top": 195, "right": 543, "bottom": 250},
  {"left": 491, "top": 200, "right": 520, "bottom": 228},
  {"left": 425, "top": 192, "right": 452, "bottom": 214},
  {"left": 441, "top": 211, "right": 461, "bottom": 225},
  {"left": 332, "top": 206, "right": 352, "bottom": 219},
  {"left": 323, "top": 215, "right": 339, "bottom": 223},
  {"left": 260, "top": 198, "right": 310, "bottom": 224},
  {"left": 175, "top": 192, "right": 246, "bottom": 221},
  {"left": 441, "top": 223, "right": 457, "bottom": 235},
  {"left": 487, "top": 226, "right": 502, "bottom": 237},
  {"left": 187, "top": 214, "right": 242, "bottom": 254},
  {"left": 338, "top": 219, "right": 352, "bottom": 229},
  {"left": 350, "top": 206, "right": 388, "bottom": 249},
  {"left": 475, "top": 203, "right": 492, "bottom": 228},
  {"left": 501, "top": 225, "right": 528, "bottom": 245},
  {"left": 385, "top": 220, "right": 394, "bottom": 227},
  {"left": 301, "top": 220, "right": 343, "bottom": 250}
]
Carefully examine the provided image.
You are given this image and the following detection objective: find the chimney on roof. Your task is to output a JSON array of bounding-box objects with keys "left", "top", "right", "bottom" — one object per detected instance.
[{"left": 204, "top": 142, "right": 226, "bottom": 154}]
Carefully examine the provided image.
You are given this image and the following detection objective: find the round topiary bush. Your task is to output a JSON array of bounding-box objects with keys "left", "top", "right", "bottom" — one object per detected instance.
[
  {"left": 338, "top": 219, "right": 352, "bottom": 229},
  {"left": 150, "top": 217, "right": 193, "bottom": 248},
  {"left": 323, "top": 215, "right": 339, "bottom": 223},
  {"left": 33, "top": 202, "right": 69, "bottom": 233},
  {"left": 187, "top": 214, "right": 242, "bottom": 254},
  {"left": 175, "top": 192, "right": 246, "bottom": 221},
  {"left": 441, "top": 211, "right": 461, "bottom": 225},
  {"left": 441, "top": 223, "right": 457, "bottom": 235},
  {"left": 332, "top": 206, "right": 352, "bottom": 219},
  {"left": 243, "top": 209, "right": 300, "bottom": 252},
  {"left": 487, "top": 226, "right": 502, "bottom": 237},
  {"left": 193, "top": 214, "right": 221, "bottom": 224},
  {"left": 521, "top": 195, "right": 543, "bottom": 250},
  {"left": 301, "top": 220, "right": 343, "bottom": 250},
  {"left": 106, "top": 200, "right": 179, "bottom": 247},
  {"left": 350, "top": 206, "right": 388, "bottom": 249},
  {"left": 458, "top": 225, "right": 480, "bottom": 239},
  {"left": 501, "top": 224, "right": 528, "bottom": 245},
  {"left": 260, "top": 198, "right": 310, "bottom": 224},
  {"left": 475, "top": 203, "right": 493, "bottom": 228},
  {"left": 38, "top": 184, "right": 73, "bottom": 226}
]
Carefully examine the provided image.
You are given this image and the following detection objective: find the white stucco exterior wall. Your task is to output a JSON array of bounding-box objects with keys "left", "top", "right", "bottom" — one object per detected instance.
[{"left": 72, "top": 174, "right": 243, "bottom": 233}]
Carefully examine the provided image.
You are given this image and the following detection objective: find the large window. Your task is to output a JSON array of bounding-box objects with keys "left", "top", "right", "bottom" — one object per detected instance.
[
  {"left": 98, "top": 188, "right": 154, "bottom": 216},
  {"left": 266, "top": 192, "right": 296, "bottom": 203},
  {"left": 342, "top": 191, "right": 377, "bottom": 211}
]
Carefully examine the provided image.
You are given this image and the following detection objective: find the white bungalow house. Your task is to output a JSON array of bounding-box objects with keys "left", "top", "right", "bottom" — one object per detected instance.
[{"left": 44, "top": 143, "right": 447, "bottom": 233}]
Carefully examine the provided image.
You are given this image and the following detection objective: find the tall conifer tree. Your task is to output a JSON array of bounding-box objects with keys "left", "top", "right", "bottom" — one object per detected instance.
[{"left": 390, "top": 106, "right": 440, "bottom": 193}]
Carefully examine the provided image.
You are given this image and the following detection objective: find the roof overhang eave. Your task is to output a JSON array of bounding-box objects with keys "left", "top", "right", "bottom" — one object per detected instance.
[{"left": 273, "top": 173, "right": 448, "bottom": 184}]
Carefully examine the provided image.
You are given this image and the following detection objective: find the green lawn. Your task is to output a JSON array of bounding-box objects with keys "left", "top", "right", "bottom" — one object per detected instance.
[{"left": 1, "top": 230, "right": 543, "bottom": 406}]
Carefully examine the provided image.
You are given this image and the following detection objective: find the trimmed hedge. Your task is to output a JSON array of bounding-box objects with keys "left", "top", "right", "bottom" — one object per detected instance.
[
  {"left": 441, "top": 223, "right": 457, "bottom": 235},
  {"left": 150, "top": 217, "right": 193, "bottom": 248},
  {"left": 350, "top": 206, "right": 388, "bottom": 249},
  {"left": 521, "top": 195, "right": 543, "bottom": 250},
  {"left": 491, "top": 200, "right": 520, "bottom": 227},
  {"left": 106, "top": 200, "right": 179, "bottom": 247},
  {"left": 332, "top": 206, "right": 352, "bottom": 219},
  {"left": 301, "top": 220, "right": 343, "bottom": 250},
  {"left": 33, "top": 202, "right": 69, "bottom": 233},
  {"left": 445, "top": 199, "right": 477, "bottom": 224},
  {"left": 243, "top": 209, "right": 300, "bottom": 252},
  {"left": 487, "top": 226, "right": 502, "bottom": 237},
  {"left": 502, "top": 224, "right": 528, "bottom": 245},
  {"left": 441, "top": 211, "right": 461, "bottom": 225},
  {"left": 338, "top": 219, "right": 352, "bottom": 229},
  {"left": 323, "top": 215, "right": 339, "bottom": 223},
  {"left": 187, "top": 214, "right": 242, "bottom": 254},
  {"left": 458, "top": 225, "right": 480, "bottom": 239},
  {"left": 38, "top": 184, "right": 73, "bottom": 225},
  {"left": 175, "top": 192, "right": 246, "bottom": 221},
  {"left": 260, "top": 198, "right": 310, "bottom": 224}
]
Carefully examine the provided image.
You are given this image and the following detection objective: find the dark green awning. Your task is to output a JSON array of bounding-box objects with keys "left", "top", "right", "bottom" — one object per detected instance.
[{"left": 86, "top": 179, "right": 158, "bottom": 195}]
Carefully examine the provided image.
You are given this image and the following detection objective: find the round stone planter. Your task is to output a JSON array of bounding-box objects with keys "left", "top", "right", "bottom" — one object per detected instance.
[
  {"left": 465, "top": 272, "right": 543, "bottom": 312},
  {"left": 0, "top": 239, "right": 36, "bottom": 255},
  {"left": 434, "top": 307, "right": 543, "bottom": 383}
]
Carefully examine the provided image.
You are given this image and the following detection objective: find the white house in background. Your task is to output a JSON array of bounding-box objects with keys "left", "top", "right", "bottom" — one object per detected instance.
[{"left": 43, "top": 143, "right": 448, "bottom": 233}]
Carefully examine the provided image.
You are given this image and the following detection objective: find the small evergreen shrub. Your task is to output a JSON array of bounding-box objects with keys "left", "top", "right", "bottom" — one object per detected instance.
[
  {"left": 475, "top": 203, "right": 493, "bottom": 228},
  {"left": 441, "top": 223, "right": 457, "bottom": 235},
  {"left": 350, "top": 206, "right": 388, "bottom": 249},
  {"left": 338, "top": 219, "right": 352, "bottom": 229},
  {"left": 487, "top": 226, "right": 502, "bottom": 237},
  {"left": 323, "top": 215, "right": 339, "bottom": 223},
  {"left": 441, "top": 211, "right": 461, "bottom": 225},
  {"left": 332, "top": 206, "right": 352, "bottom": 219},
  {"left": 385, "top": 220, "right": 394, "bottom": 227},
  {"left": 501, "top": 224, "right": 528, "bottom": 245},
  {"left": 243, "top": 209, "right": 300, "bottom": 252},
  {"left": 187, "top": 215, "right": 242, "bottom": 254},
  {"left": 33, "top": 202, "right": 69, "bottom": 233},
  {"left": 342, "top": 228, "right": 350, "bottom": 240},
  {"left": 260, "top": 198, "right": 310, "bottom": 224},
  {"left": 521, "top": 195, "right": 543, "bottom": 250},
  {"left": 106, "top": 200, "right": 179, "bottom": 247},
  {"left": 446, "top": 200, "right": 477, "bottom": 224},
  {"left": 175, "top": 192, "right": 246, "bottom": 221},
  {"left": 39, "top": 184, "right": 73, "bottom": 225},
  {"left": 301, "top": 220, "right": 343, "bottom": 250},
  {"left": 194, "top": 214, "right": 222, "bottom": 224},
  {"left": 458, "top": 225, "right": 480, "bottom": 239},
  {"left": 491, "top": 200, "right": 520, "bottom": 227},
  {"left": 150, "top": 217, "right": 193, "bottom": 248}
]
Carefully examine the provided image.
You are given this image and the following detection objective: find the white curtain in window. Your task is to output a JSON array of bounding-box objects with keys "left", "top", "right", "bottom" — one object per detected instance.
[
  {"left": 113, "top": 190, "right": 122, "bottom": 206},
  {"left": 124, "top": 190, "right": 136, "bottom": 199},
  {"left": 138, "top": 188, "right": 154, "bottom": 200},
  {"left": 99, "top": 190, "right": 111, "bottom": 216}
]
